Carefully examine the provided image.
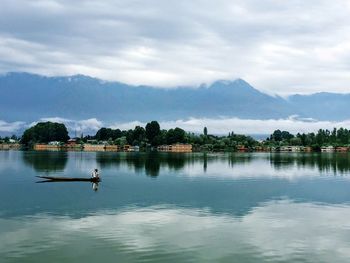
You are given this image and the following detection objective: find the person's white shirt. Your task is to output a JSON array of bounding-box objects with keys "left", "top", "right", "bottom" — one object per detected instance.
[{"left": 92, "top": 170, "right": 99, "bottom": 178}]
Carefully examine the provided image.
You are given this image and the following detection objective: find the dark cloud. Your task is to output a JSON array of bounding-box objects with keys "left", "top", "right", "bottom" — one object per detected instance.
[{"left": 1, "top": 0, "right": 350, "bottom": 94}]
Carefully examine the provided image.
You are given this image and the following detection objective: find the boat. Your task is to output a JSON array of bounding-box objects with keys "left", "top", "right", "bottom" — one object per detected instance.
[{"left": 36, "top": 176, "right": 101, "bottom": 182}]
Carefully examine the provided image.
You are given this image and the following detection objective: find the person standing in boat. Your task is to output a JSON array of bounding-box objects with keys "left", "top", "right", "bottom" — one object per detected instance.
[{"left": 91, "top": 168, "right": 100, "bottom": 179}]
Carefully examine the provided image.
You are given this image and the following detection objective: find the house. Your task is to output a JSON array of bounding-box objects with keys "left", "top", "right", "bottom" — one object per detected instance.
[
  {"left": 157, "top": 145, "right": 171, "bottom": 152},
  {"left": 34, "top": 143, "right": 61, "bottom": 151},
  {"left": 67, "top": 139, "right": 77, "bottom": 145},
  {"left": 105, "top": 145, "right": 120, "bottom": 152},
  {"left": 321, "top": 146, "right": 335, "bottom": 152},
  {"left": 280, "top": 146, "right": 303, "bottom": 152},
  {"left": 304, "top": 146, "right": 313, "bottom": 152},
  {"left": 48, "top": 141, "right": 61, "bottom": 145},
  {"left": 157, "top": 143, "right": 192, "bottom": 153},
  {"left": 123, "top": 145, "right": 131, "bottom": 152},
  {"left": 122, "top": 145, "right": 140, "bottom": 152},
  {"left": 83, "top": 144, "right": 105, "bottom": 151},
  {"left": 128, "top": 146, "right": 140, "bottom": 152},
  {"left": 237, "top": 145, "right": 248, "bottom": 152},
  {"left": 336, "top": 146, "right": 349, "bottom": 152},
  {"left": 65, "top": 140, "right": 82, "bottom": 150}
]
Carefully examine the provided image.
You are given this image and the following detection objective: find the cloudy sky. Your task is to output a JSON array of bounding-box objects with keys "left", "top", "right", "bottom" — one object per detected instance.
[{"left": 1, "top": 0, "right": 350, "bottom": 95}]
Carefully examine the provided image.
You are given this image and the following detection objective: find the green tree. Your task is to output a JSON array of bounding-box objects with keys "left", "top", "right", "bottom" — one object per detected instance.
[
  {"left": 133, "top": 126, "right": 146, "bottom": 144},
  {"left": 166, "top": 127, "right": 186, "bottom": 144},
  {"left": 115, "top": 136, "right": 127, "bottom": 146},
  {"left": 290, "top": 137, "right": 302, "bottom": 146},
  {"left": 145, "top": 121, "right": 161, "bottom": 146},
  {"left": 125, "top": 129, "right": 134, "bottom": 145},
  {"left": 204, "top": 127, "right": 208, "bottom": 136},
  {"left": 21, "top": 122, "right": 69, "bottom": 145}
]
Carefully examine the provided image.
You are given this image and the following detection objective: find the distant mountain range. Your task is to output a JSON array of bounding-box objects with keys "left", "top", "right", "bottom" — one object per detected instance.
[{"left": 1, "top": 72, "right": 349, "bottom": 123}]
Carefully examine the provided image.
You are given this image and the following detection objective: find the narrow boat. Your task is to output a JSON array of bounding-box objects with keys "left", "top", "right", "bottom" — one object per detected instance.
[{"left": 36, "top": 176, "right": 100, "bottom": 182}]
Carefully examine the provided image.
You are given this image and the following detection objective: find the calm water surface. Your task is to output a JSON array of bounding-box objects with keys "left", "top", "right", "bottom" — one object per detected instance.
[{"left": 2, "top": 151, "right": 350, "bottom": 262}]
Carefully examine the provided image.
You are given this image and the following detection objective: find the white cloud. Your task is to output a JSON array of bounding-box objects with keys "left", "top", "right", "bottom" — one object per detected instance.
[
  {"left": 27, "top": 117, "right": 103, "bottom": 136},
  {"left": 110, "top": 116, "right": 350, "bottom": 135},
  {"left": 0, "top": 120, "right": 25, "bottom": 133},
  {"left": 1, "top": 0, "right": 350, "bottom": 94},
  {"left": 4, "top": 115, "right": 350, "bottom": 136},
  {"left": 39, "top": 117, "right": 103, "bottom": 133},
  {"left": 2, "top": 201, "right": 350, "bottom": 261}
]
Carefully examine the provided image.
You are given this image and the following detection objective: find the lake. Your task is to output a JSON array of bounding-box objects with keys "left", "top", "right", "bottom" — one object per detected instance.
[{"left": 1, "top": 151, "right": 350, "bottom": 262}]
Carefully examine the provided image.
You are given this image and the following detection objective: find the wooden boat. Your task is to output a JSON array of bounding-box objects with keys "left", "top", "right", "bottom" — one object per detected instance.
[{"left": 36, "top": 176, "right": 100, "bottom": 182}]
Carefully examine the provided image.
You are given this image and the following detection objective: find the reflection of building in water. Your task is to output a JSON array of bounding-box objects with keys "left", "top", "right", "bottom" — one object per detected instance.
[{"left": 157, "top": 143, "right": 192, "bottom": 153}]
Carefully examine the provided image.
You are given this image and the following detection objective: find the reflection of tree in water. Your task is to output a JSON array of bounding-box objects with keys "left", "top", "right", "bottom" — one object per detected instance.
[
  {"left": 96, "top": 152, "right": 196, "bottom": 177},
  {"left": 95, "top": 152, "right": 350, "bottom": 176},
  {"left": 228, "top": 153, "right": 253, "bottom": 167},
  {"left": 270, "top": 153, "right": 350, "bottom": 174},
  {"left": 145, "top": 154, "right": 160, "bottom": 177},
  {"left": 23, "top": 151, "right": 68, "bottom": 173},
  {"left": 95, "top": 152, "right": 259, "bottom": 177}
]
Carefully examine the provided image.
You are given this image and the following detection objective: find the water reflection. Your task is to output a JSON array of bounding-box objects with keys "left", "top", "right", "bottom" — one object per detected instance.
[
  {"left": 17, "top": 151, "right": 350, "bottom": 176},
  {"left": 2, "top": 201, "right": 350, "bottom": 263},
  {"left": 95, "top": 152, "right": 350, "bottom": 176},
  {"left": 92, "top": 182, "right": 99, "bottom": 191},
  {"left": 96, "top": 152, "right": 190, "bottom": 177},
  {"left": 35, "top": 178, "right": 100, "bottom": 192},
  {"left": 94, "top": 152, "right": 258, "bottom": 177},
  {"left": 3, "top": 151, "right": 350, "bottom": 262},
  {"left": 269, "top": 153, "right": 350, "bottom": 174},
  {"left": 22, "top": 151, "right": 68, "bottom": 173}
]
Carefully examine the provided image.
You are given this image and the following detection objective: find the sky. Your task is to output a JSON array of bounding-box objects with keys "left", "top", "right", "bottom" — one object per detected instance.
[{"left": 1, "top": 0, "right": 350, "bottom": 95}]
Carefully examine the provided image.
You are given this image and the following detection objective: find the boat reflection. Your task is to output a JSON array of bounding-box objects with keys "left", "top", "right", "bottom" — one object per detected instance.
[{"left": 36, "top": 177, "right": 100, "bottom": 192}]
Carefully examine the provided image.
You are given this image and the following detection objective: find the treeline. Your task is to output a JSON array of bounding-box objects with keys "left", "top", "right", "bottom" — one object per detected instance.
[
  {"left": 0, "top": 134, "right": 19, "bottom": 143},
  {"left": 84, "top": 121, "right": 257, "bottom": 151},
  {"left": 266, "top": 128, "right": 350, "bottom": 149},
  {"left": 14, "top": 120, "right": 350, "bottom": 151},
  {"left": 17, "top": 120, "right": 257, "bottom": 151}
]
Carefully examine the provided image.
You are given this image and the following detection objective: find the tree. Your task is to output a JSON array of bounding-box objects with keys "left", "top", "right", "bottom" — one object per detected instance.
[
  {"left": 166, "top": 127, "right": 186, "bottom": 144},
  {"left": 271, "top": 130, "right": 282, "bottom": 142},
  {"left": 125, "top": 129, "right": 134, "bottom": 145},
  {"left": 115, "top": 136, "right": 127, "bottom": 146},
  {"left": 21, "top": 122, "right": 69, "bottom": 145},
  {"left": 145, "top": 121, "right": 161, "bottom": 146},
  {"left": 133, "top": 126, "right": 146, "bottom": 143},
  {"left": 290, "top": 137, "right": 302, "bottom": 146},
  {"left": 204, "top": 127, "right": 208, "bottom": 136}
]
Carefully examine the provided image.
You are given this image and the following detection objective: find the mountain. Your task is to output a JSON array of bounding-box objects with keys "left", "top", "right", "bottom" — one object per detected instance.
[
  {"left": 288, "top": 93, "right": 350, "bottom": 121},
  {"left": 0, "top": 72, "right": 349, "bottom": 123}
]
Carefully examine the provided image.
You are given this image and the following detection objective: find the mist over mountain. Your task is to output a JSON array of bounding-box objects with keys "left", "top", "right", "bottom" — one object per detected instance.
[{"left": 0, "top": 72, "right": 349, "bottom": 124}]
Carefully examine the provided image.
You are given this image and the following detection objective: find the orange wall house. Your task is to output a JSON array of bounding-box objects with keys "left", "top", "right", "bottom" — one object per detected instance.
[{"left": 157, "top": 143, "right": 192, "bottom": 153}]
